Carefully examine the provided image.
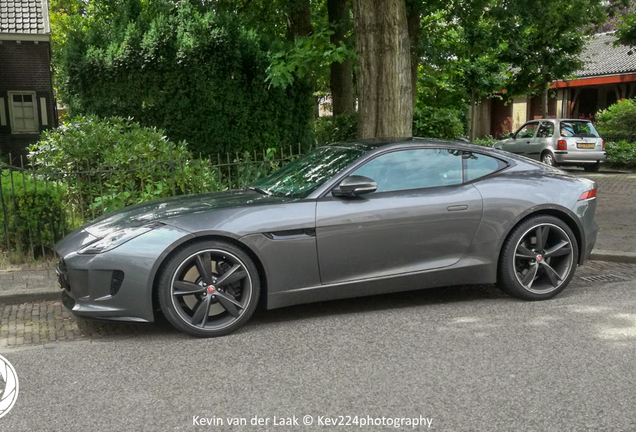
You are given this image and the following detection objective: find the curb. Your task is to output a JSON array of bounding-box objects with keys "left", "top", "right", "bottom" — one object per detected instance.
[
  {"left": 0, "top": 290, "right": 60, "bottom": 305},
  {"left": 589, "top": 249, "right": 636, "bottom": 264}
]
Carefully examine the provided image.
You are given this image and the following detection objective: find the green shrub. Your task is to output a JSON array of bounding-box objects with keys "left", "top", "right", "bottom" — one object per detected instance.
[
  {"left": 606, "top": 140, "right": 636, "bottom": 168},
  {"left": 413, "top": 106, "right": 465, "bottom": 140},
  {"left": 57, "top": 0, "right": 314, "bottom": 156},
  {"left": 29, "top": 116, "right": 223, "bottom": 215},
  {"left": 596, "top": 99, "right": 636, "bottom": 135},
  {"left": 0, "top": 170, "right": 69, "bottom": 257},
  {"left": 313, "top": 114, "right": 358, "bottom": 145},
  {"left": 473, "top": 136, "right": 497, "bottom": 147}
]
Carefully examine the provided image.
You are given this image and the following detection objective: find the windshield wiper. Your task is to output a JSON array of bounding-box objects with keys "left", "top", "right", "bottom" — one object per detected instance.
[{"left": 246, "top": 186, "right": 272, "bottom": 196}]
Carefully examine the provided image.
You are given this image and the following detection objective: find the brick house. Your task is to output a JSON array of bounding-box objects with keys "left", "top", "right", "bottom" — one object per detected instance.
[
  {"left": 0, "top": 0, "right": 57, "bottom": 161},
  {"left": 475, "top": 32, "right": 636, "bottom": 138}
]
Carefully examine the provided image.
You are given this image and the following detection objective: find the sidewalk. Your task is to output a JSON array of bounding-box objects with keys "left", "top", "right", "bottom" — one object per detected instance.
[{"left": 0, "top": 169, "right": 635, "bottom": 305}]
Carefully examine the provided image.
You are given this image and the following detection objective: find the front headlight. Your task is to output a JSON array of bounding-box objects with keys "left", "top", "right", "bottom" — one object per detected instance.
[{"left": 78, "top": 225, "right": 157, "bottom": 254}]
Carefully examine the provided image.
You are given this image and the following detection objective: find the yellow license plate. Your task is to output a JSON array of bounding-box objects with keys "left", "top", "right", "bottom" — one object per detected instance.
[{"left": 577, "top": 143, "right": 595, "bottom": 149}]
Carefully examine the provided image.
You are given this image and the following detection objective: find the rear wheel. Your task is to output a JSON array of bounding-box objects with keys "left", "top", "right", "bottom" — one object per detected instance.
[
  {"left": 541, "top": 152, "right": 557, "bottom": 167},
  {"left": 158, "top": 240, "right": 260, "bottom": 337},
  {"left": 498, "top": 215, "right": 578, "bottom": 300},
  {"left": 583, "top": 163, "right": 601, "bottom": 172}
]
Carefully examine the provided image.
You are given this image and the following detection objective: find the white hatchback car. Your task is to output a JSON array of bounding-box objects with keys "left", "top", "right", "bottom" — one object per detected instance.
[{"left": 494, "top": 119, "right": 606, "bottom": 172}]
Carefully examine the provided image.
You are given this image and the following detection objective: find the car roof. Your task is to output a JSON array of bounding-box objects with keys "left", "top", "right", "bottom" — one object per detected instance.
[
  {"left": 327, "top": 137, "right": 483, "bottom": 152},
  {"left": 526, "top": 118, "right": 592, "bottom": 123}
]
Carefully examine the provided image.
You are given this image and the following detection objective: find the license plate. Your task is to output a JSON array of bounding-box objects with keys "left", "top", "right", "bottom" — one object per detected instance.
[{"left": 577, "top": 143, "right": 595, "bottom": 149}]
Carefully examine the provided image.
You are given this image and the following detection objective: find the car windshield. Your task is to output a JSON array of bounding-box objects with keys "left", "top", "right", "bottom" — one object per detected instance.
[
  {"left": 560, "top": 121, "right": 600, "bottom": 138},
  {"left": 252, "top": 145, "right": 366, "bottom": 198}
]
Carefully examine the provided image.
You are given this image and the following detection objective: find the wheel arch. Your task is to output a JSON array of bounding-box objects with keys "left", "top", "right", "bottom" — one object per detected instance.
[
  {"left": 150, "top": 234, "right": 269, "bottom": 319},
  {"left": 497, "top": 206, "right": 585, "bottom": 277},
  {"left": 540, "top": 148, "right": 556, "bottom": 161}
]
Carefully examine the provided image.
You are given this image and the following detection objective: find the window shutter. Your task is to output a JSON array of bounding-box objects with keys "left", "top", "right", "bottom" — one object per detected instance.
[
  {"left": 0, "top": 98, "right": 6, "bottom": 126},
  {"left": 40, "top": 97, "right": 48, "bottom": 127}
]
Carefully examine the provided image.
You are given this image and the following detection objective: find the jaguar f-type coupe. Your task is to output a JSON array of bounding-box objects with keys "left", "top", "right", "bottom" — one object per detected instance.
[{"left": 55, "top": 138, "right": 599, "bottom": 337}]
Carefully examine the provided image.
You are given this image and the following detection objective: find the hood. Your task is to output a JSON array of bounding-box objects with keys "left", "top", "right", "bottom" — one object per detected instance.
[{"left": 83, "top": 189, "right": 292, "bottom": 238}]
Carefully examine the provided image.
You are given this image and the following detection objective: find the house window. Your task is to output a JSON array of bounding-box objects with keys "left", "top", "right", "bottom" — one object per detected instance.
[{"left": 8, "top": 92, "right": 39, "bottom": 133}]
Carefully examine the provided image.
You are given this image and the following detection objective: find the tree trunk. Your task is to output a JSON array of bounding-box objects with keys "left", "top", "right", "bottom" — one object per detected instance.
[
  {"left": 406, "top": 1, "right": 420, "bottom": 109},
  {"left": 287, "top": 0, "right": 313, "bottom": 38},
  {"left": 353, "top": 0, "right": 412, "bottom": 138},
  {"left": 328, "top": 0, "right": 355, "bottom": 115},
  {"left": 541, "top": 78, "right": 549, "bottom": 119}
]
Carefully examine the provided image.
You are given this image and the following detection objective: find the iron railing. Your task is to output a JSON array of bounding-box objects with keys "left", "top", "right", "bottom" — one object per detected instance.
[
  {"left": 602, "top": 133, "right": 636, "bottom": 143},
  {"left": 0, "top": 145, "right": 306, "bottom": 263}
]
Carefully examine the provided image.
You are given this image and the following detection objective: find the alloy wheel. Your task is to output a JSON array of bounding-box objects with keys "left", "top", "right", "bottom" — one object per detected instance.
[
  {"left": 513, "top": 223, "right": 574, "bottom": 294},
  {"left": 170, "top": 249, "right": 252, "bottom": 331},
  {"left": 542, "top": 154, "right": 555, "bottom": 166}
]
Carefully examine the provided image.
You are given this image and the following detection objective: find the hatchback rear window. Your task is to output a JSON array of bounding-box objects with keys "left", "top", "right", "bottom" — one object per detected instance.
[{"left": 560, "top": 121, "right": 599, "bottom": 138}]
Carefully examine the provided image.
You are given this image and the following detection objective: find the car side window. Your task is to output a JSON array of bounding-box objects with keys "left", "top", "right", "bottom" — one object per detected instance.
[
  {"left": 465, "top": 152, "right": 507, "bottom": 182},
  {"left": 516, "top": 123, "right": 539, "bottom": 139},
  {"left": 351, "top": 149, "right": 463, "bottom": 193},
  {"left": 537, "top": 122, "right": 554, "bottom": 138}
]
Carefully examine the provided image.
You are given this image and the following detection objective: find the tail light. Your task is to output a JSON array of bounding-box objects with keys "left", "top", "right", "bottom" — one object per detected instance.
[
  {"left": 578, "top": 188, "right": 597, "bottom": 200},
  {"left": 557, "top": 140, "right": 567, "bottom": 151},
  {"left": 602, "top": 140, "right": 605, "bottom": 150}
]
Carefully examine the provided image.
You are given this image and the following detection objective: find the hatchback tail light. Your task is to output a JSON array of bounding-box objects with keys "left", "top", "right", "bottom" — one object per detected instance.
[
  {"left": 557, "top": 140, "right": 567, "bottom": 151},
  {"left": 578, "top": 188, "right": 597, "bottom": 201},
  {"left": 602, "top": 140, "right": 605, "bottom": 150}
]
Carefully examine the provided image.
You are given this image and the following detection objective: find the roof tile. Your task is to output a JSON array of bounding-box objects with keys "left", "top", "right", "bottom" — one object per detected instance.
[
  {"left": 0, "top": 0, "right": 47, "bottom": 34},
  {"left": 576, "top": 32, "right": 636, "bottom": 78}
]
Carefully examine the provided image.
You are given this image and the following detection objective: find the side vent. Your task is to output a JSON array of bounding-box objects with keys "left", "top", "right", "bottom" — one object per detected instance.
[{"left": 110, "top": 270, "right": 125, "bottom": 296}]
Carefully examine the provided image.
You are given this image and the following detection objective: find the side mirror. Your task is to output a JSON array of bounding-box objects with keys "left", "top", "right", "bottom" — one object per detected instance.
[{"left": 332, "top": 175, "right": 377, "bottom": 198}]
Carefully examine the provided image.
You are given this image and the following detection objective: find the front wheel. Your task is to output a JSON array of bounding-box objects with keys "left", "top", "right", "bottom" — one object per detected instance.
[
  {"left": 157, "top": 240, "right": 260, "bottom": 337},
  {"left": 498, "top": 215, "right": 578, "bottom": 300},
  {"left": 583, "top": 163, "right": 601, "bottom": 172}
]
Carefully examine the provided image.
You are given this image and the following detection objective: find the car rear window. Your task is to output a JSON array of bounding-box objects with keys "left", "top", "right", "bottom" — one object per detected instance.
[
  {"left": 560, "top": 121, "right": 599, "bottom": 138},
  {"left": 464, "top": 152, "right": 507, "bottom": 182}
]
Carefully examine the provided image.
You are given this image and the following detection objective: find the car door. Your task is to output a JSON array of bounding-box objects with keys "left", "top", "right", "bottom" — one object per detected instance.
[
  {"left": 531, "top": 121, "right": 555, "bottom": 161},
  {"left": 315, "top": 148, "right": 484, "bottom": 285},
  {"left": 505, "top": 122, "right": 539, "bottom": 155}
]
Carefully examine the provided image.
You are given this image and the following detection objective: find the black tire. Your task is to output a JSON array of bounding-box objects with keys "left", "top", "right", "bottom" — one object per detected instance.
[
  {"left": 157, "top": 240, "right": 260, "bottom": 337},
  {"left": 541, "top": 151, "right": 557, "bottom": 167},
  {"left": 583, "top": 163, "right": 601, "bottom": 172},
  {"left": 498, "top": 215, "right": 578, "bottom": 301}
]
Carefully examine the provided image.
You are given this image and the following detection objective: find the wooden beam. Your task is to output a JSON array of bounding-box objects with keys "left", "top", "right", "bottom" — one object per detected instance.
[{"left": 552, "top": 73, "right": 636, "bottom": 89}]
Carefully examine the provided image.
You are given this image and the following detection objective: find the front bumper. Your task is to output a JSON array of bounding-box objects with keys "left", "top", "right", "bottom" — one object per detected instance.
[
  {"left": 554, "top": 150, "right": 606, "bottom": 165},
  {"left": 55, "top": 224, "right": 194, "bottom": 322}
]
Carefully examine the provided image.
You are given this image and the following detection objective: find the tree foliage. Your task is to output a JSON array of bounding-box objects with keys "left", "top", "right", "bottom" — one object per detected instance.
[
  {"left": 54, "top": 0, "right": 314, "bottom": 156},
  {"left": 495, "top": 0, "right": 606, "bottom": 112},
  {"left": 616, "top": 13, "right": 636, "bottom": 51},
  {"left": 49, "top": 0, "right": 624, "bottom": 144}
]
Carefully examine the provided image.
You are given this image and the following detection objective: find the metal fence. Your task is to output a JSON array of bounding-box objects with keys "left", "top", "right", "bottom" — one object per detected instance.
[
  {"left": 0, "top": 145, "right": 306, "bottom": 262},
  {"left": 602, "top": 133, "right": 636, "bottom": 143}
]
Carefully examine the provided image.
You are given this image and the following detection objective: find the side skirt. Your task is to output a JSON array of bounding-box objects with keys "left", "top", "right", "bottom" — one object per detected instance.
[{"left": 266, "top": 259, "right": 496, "bottom": 310}]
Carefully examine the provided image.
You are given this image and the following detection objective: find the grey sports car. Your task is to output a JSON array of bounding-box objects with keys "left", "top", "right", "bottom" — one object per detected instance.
[{"left": 55, "top": 138, "right": 599, "bottom": 337}]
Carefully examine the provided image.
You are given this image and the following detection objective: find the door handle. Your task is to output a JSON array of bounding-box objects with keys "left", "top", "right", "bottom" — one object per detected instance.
[{"left": 447, "top": 205, "right": 468, "bottom": 212}]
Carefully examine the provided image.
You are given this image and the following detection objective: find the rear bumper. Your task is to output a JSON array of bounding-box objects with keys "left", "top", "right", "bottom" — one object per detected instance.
[
  {"left": 572, "top": 196, "right": 598, "bottom": 264},
  {"left": 554, "top": 150, "right": 606, "bottom": 165}
]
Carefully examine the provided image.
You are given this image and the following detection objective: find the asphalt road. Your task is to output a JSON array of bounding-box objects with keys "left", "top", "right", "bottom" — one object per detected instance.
[{"left": 2, "top": 277, "right": 636, "bottom": 431}]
